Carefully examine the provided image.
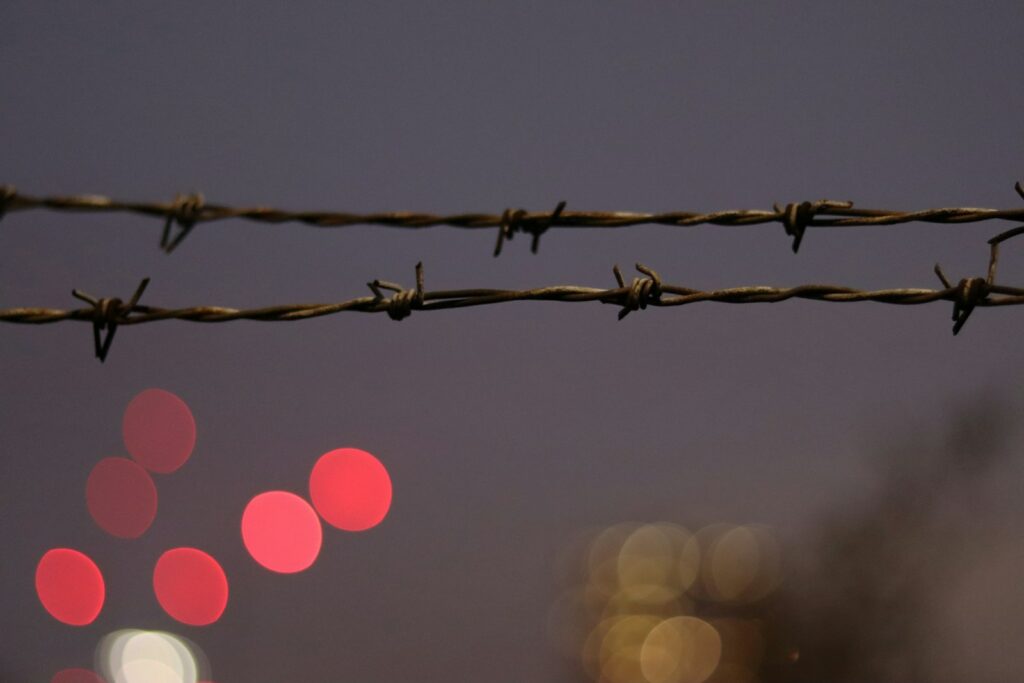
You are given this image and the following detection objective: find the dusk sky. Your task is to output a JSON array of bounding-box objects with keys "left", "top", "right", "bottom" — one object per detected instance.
[{"left": 2, "top": 3, "right": 1024, "bottom": 682}]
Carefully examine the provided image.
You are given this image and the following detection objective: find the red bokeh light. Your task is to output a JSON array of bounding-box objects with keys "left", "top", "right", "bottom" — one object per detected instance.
[
  {"left": 86, "top": 458, "right": 157, "bottom": 539},
  {"left": 242, "top": 491, "right": 322, "bottom": 573},
  {"left": 309, "top": 448, "right": 392, "bottom": 531},
  {"left": 35, "top": 549, "right": 105, "bottom": 626},
  {"left": 153, "top": 548, "right": 228, "bottom": 626},
  {"left": 122, "top": 389, "right": 196, "bottom": 474},
  {"left": 51, "top": 669, "right": 105, "bottom": 683}
]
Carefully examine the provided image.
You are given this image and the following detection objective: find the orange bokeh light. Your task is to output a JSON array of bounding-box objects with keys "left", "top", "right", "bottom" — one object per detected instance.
[{"left": 309, "top": 448, "right": 392, "bottom": 531}]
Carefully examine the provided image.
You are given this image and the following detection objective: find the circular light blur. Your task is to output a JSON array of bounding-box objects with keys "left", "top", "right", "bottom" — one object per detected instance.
[
  {"left": 568, "top": 520, "right": 781, "bottom": 683},
  {"left": 122, "top": 632, "right": 192, "bottom": 683},
  {"left": 710, "top": 526, "right": 760, "bottom": 601},
  {"left": 35, "top": 548, "right": 105, "bottom": 626},
  {"left": 241, "top": 491, "right": 322, "bottom": 573},
  {"left": 597, "top": 615, "right": 661, "bottom": 683},
  {"left": 641, "top": 616, "right": 721, "bottom": 683},
  {"left": 582, "top": 617, "right": 623, "bottom": 680},
  {"left": 618, "top": 523, "right": 696, "bottom": 603},
  {"left": 99, "top": 629, "right": 200, "bottom": 683},
  {"left": 687, "top": 524, "right": 734, "bottom": 601},
  {"left": 51, "top": 668, "right": 105, "bottom": 683},
  {"left": 123, "top": 389, "right": 196, "bottom": 474},
  {"left": 86, "top": 457, "right": 158, "bottom": 539},
  {"left": 618, "top": 524, "right": 676, "bottom": 599},
  {"left": 309, "top": 448, "right": 392, "bottom": 531},
  {"left": 153, "top": 548, "right": 228, "bottom": 626},
  {"left": 707, "top": 525, "right": 782, "bottom": 603}
]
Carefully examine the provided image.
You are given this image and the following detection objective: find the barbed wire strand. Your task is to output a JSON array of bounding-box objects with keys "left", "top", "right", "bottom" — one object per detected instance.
[
  {"left": 4, "top": 239, "right": 1023, "bottom": 361},
  {"left": 2, "top": 183, "right": 1024, "bottom": 254}
]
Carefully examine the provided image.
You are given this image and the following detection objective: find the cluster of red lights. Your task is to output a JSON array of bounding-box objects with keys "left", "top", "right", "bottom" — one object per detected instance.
[
  {"left": 36, "top": 388, "right": 393, "bottom": 681},
  {"left": 242, "top": 448, "right": 393, "bottom": 573}
]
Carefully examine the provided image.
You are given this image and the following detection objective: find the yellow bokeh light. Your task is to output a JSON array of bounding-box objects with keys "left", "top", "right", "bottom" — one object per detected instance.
[
  {"left": 567, "top": 521, "right": 783, "bottom": 683},
  {"left": 710, "top": 526, "right": 760, "bottom": 601},
  {"left": 640, "top": 616, "right": 722, "bottom": 683},
  {"left": 599, "top": 588, "right": 694, "bottom": 621},
  {"left": 599, "top": 615, "right": 661, "bottom": 683},
  {"left": 582, "top": 617, "right": 623, "bottom": 680},
  {"left": 618, "top": 523, "right": 697, "bottom": 602},
  {"left": 707, "top": 525, "right": 782, "bottom": 603}
]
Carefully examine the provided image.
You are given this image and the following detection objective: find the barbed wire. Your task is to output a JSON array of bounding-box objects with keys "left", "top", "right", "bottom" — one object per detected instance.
[
  {"left": 2, "top": 183, "right": 1024, "bottom": 255},
  {"left": 4, "top": 223, "right": 1023, "bottom": 361}
]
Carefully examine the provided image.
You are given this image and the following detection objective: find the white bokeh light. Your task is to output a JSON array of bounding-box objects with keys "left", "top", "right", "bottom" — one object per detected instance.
[{"left": 97, "top": 629, "right": 203, "bottom": 683}]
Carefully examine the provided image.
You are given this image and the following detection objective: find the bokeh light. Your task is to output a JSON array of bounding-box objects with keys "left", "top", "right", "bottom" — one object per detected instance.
[
  {"left": 309, "top": 447, "right": 392, "bottom": 531},
  {"left": 618, "top": 523, "right": 698, "bottom": 603},
  {"left": 707, "top": 526, "right": 759, "bottom": 601},
  {"left": 51, "top": 668, "right": 105, "bottom": 683},
  {"left": 552, "top": 521, "right": 785, "bottom": 683},
  {"left": 705, "top": 525, "right": 782, "bottom": 603},
  {"left": 592, "top": 614, "right": 662, "bottom": 683},
  {"left": 241, "top": 491, "right": 322, "bottom": 573},
  {"left": 641, "top": 616, "right": 721, "bottom": 683},
  {"left": 153, "top": 548, "right": 228, "bottom": 626},
  {"left": 98, "top": 629, "right": 206, "bottom": 683},
  {"left": 122, "top": 389, "right": 196, "bottom": 474},
  {"left": 86, "top": 457, "right": 158, "bottom": 539},
  {"left": 35, "top": 548, "right": 105, "bottom": 626}
]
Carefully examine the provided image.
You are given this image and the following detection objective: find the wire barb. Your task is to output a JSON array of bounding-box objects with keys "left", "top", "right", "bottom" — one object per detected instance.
[
  {"left": 493, "top": 201, "right": 567, "bottom": 257},
  {"left": 935, "top": 263, "right": 990, "bottom": 335},
  {"left": 774, "top": 200, "right": 854, "bottom": 253},
  {"left": 160, "top": 193, "right": 205, "bottom": 253},
  {"left": 934, "top": 216, "right": 1023, "bottom": 335},
  {"left": 612, "top": 263, "right": 663, "bottom": 320},
  {"left": 70, "top": 278, "right": 150, "bottom": 361},
  {"left": 367, "top": 262, "right": 425, "bottom": 321}
]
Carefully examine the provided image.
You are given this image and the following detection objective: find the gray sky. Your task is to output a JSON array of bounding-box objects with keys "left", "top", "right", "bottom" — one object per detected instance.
[{"left": 2, "top": 2, "right": 1023, "bottom": 681}]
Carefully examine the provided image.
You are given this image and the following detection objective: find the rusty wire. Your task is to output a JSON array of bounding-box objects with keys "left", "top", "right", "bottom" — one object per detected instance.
[
  {"left": 4, "top": 227, "right": 1024, "bottom": 361},
  {"left": 3, "top": 183, "right": 1024, "bottom": 254}
]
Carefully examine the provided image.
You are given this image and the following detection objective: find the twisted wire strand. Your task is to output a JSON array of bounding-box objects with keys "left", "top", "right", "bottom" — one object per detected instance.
[
  {"left": 4, "top": 258, "right": 1020, "bottom": 362},
  {"left": 4, "top": 185, "right": 1024, "bottom": 254},
  {"left": 4, "top": 269, "right": 1023, "bottom": 326}
]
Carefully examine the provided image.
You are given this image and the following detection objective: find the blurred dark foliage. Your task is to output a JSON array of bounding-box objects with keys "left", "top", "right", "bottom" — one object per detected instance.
[{"left": 765, "top": 396, "right": 1017, "bottom": 683}]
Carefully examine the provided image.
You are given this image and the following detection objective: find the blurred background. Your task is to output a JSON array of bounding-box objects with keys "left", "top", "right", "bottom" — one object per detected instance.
[{"left": 2, "top": 3, "right": 1023, "bottom": 681}]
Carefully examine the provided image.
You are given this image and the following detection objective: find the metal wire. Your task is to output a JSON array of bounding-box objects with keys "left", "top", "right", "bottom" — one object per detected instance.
[
  {"left": 4, "top": 255, "right": 1024, "bottom": 361},
  {"left": 3, "top": 183, "right": 1024, "bottom": 254},
  {"left": 3, "top": 186, "right": 1023, "bottom": 360}
]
